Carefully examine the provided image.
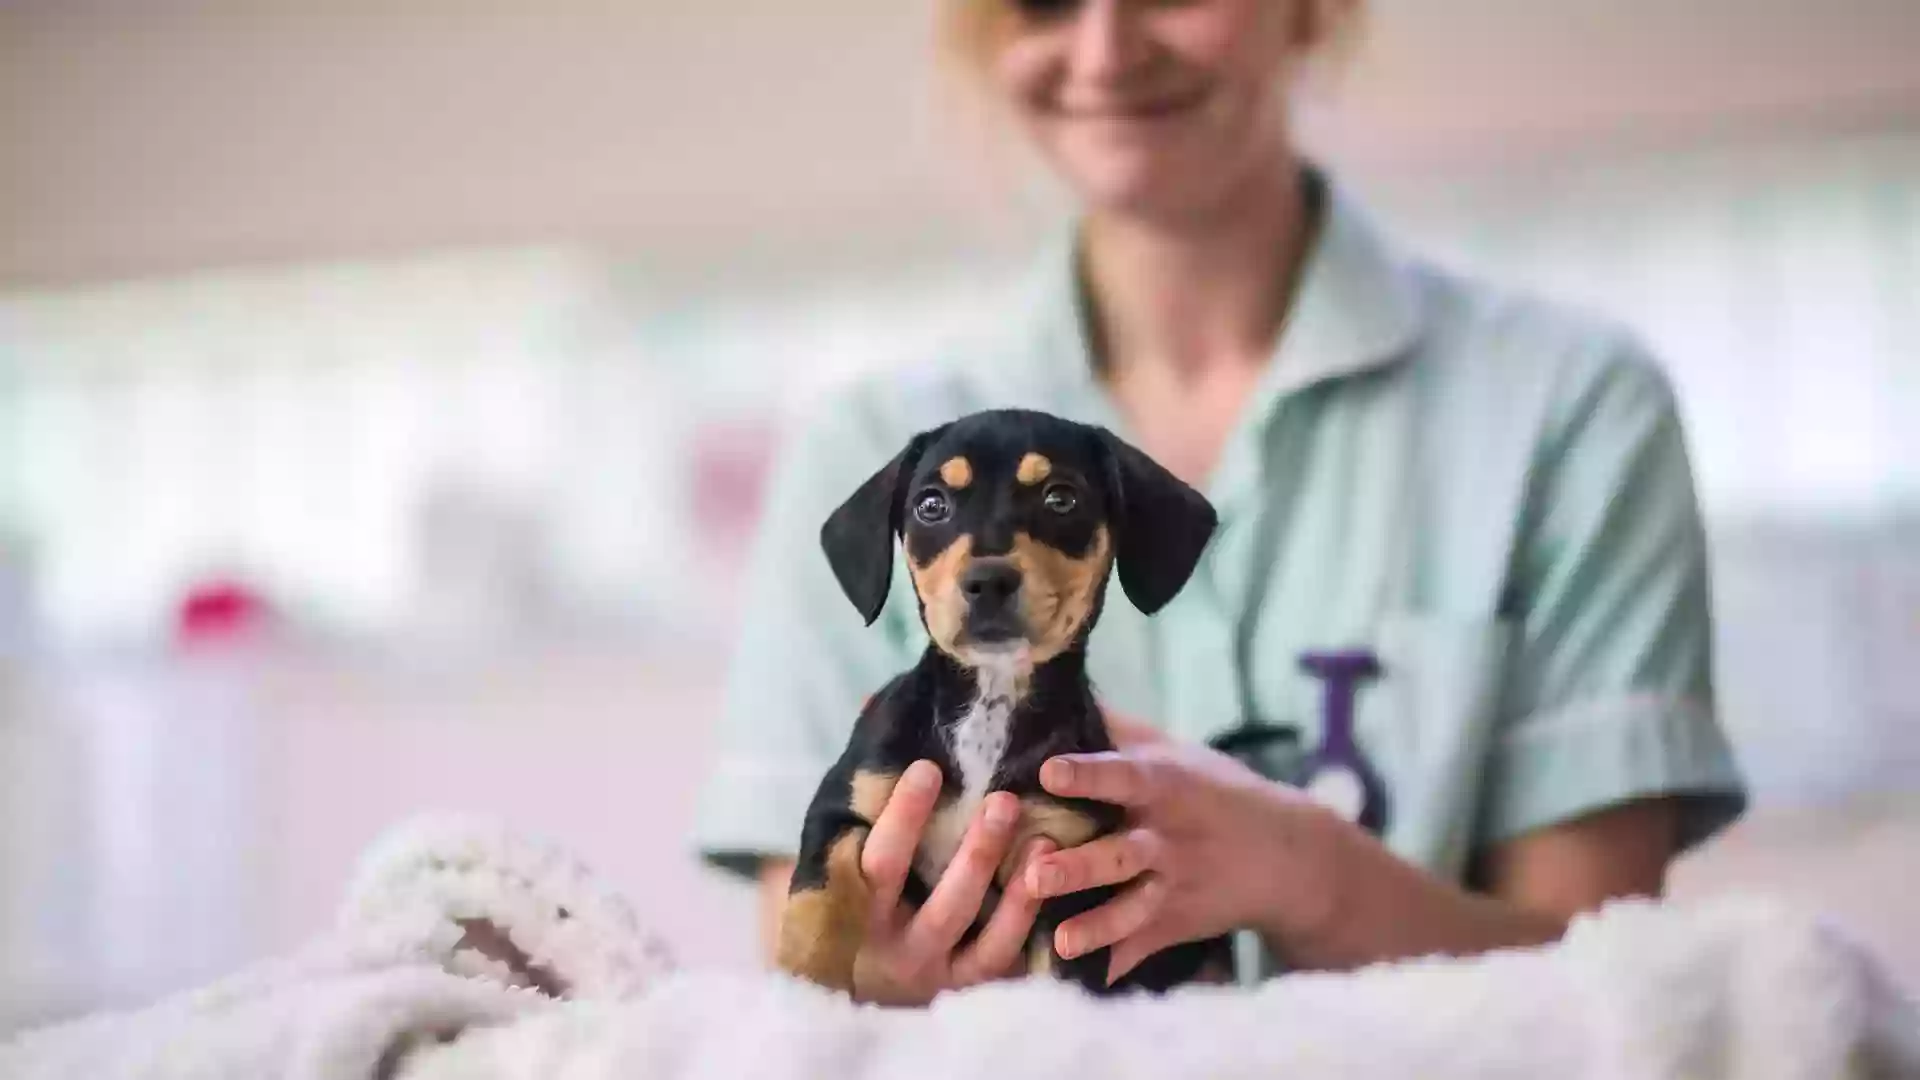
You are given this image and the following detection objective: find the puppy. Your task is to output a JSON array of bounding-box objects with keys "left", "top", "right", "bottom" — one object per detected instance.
[{"left": 776, "top": 407, "right": 1235, "bottom": 997}]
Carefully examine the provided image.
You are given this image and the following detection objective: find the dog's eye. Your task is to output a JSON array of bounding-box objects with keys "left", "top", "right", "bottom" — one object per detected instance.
[
  {"left": 913, "top": 489, "right": 952, "bottom": 525},
  {"left": 1042, "top": 483, "right": 1078, "bottom": 515}
]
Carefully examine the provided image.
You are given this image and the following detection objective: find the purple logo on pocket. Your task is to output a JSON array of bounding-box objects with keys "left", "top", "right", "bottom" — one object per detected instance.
[{"left": 1298, "top": 650, "right": 1389, "bottom": 835}]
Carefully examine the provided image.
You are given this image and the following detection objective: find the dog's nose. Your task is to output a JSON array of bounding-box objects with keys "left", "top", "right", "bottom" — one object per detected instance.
[{"left": 960, "top": 560, "right": 1022, "bottom": 607}]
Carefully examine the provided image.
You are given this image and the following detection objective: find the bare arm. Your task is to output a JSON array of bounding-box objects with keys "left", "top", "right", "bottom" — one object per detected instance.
[
  {"left": 1483, "top": 796, "right": 1679, "bottom": 919},
  {"left": 1281, "top": 796, "right": 1680, "bottom": 970}
]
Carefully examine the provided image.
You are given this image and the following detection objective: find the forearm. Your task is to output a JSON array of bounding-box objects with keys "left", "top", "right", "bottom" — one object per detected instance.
[{"left": 1259, "top": 819, "right": 1568, "bottom": 972}]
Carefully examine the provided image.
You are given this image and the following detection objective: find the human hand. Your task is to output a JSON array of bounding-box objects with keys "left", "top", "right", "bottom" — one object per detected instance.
[
  {"left": 852, "top": 759, "right": 1056, "bottom": 1006},
  {"left": 1027, "top": 713, "right": 1344, "bottom": 984}
]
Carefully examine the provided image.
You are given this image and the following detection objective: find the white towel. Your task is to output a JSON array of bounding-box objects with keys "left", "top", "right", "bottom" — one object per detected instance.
[
  {"left": 5, "top": 814, "right": 1916, "bottom": 1080},
  {"left": 1, "top": 815, "right": 670, "bottom": 1080},
  {"left": 396, "top": 896, "right": 1920, "bottom": 1080}
]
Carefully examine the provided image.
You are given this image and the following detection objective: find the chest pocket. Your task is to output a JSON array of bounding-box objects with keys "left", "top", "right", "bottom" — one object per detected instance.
[
  {"left": 1358, "top": 611, "right": 1515, "bottom": 877},
  {"left": 1215, "top": 609, "right": 1513, "bottom": 874},
  {"left": 1205, "top": 362, "right": 1531, "bottom": 876}
]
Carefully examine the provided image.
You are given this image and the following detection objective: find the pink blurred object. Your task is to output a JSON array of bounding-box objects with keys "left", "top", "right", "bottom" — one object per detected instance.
[
  {"left": 174, "top": 580, "right": 272, "bottom": 646},
  {"left": 689, "top": 420, "right": 774, "bottom": 545}
]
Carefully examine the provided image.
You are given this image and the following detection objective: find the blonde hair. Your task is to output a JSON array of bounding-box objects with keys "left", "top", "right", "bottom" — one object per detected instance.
[{"left": 932, "top": 0, "right": 1007, "bottom": 82}]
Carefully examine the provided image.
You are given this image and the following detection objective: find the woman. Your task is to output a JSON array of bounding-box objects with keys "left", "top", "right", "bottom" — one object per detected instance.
[{"left": 693, "top": 0, "right": 1747, "bottom": 1005}]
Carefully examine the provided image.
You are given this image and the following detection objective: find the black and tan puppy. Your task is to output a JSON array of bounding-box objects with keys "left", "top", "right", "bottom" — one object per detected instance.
[{"left": 777, "top": 407, "right": 1235, "bottom": 997}]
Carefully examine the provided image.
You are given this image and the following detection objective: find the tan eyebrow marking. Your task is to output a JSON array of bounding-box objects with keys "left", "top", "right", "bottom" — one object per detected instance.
[
  {"left": 1016, "top": 453, "right": 1052, "bottom": 486},
  {"left": 939, "top": 457, "right": 973, "bottom": 489}
]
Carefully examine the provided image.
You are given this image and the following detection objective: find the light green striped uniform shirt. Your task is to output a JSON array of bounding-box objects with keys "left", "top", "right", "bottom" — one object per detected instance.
[{"left": 693, "top": 173, "right": 1747, "bottom": 971}]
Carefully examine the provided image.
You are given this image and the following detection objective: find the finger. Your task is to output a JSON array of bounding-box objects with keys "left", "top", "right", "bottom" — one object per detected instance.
[
  {"left": 904, "top": 792, "right": 1020, "bottom": 958},
  {"left": 952, "top": 838, "right": 1054, "bottom": 985},
  {"left": 861, "top": 760, "right": 942, "bottom": 916},
  {"left": 1026, "top": 827, "right": 1162, "bottom": 899},
  {"left": 1054, "top": 873, "right": 1168, "bottom": 962},
  {"left": 1039, "top": 752, "right": 1160, "bottom": 806}
]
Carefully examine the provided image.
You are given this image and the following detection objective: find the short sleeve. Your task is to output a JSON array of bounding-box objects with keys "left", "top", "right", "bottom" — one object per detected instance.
[
  {"left": 691, "top": 387, "right": 919, "bottom": 880},
  {"left": 1481, "top": 341, "right": 1747, "bottom": 852}
]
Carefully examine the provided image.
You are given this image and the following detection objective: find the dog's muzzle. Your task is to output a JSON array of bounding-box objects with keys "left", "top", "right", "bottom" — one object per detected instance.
[{"left": 959, "top": 557, "right": 1024, "bottom": 644}]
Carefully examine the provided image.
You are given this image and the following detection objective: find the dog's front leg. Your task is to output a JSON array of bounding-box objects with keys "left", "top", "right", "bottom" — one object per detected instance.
[{"left": 776, "top": 808, "right": 874, "bottom": 993}]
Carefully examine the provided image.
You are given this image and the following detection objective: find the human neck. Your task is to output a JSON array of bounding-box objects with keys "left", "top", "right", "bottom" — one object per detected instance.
[{"left": 1080, "top": 153, "right": 1314, "bottom": 386}]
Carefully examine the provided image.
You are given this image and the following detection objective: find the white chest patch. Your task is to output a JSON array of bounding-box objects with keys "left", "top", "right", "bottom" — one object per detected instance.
[
  {"left": 916, "top": 654, "right": 1024, "bottom": 882},
  {"left": 950, "top": 658, "right": 1020, "bottom": 801}
]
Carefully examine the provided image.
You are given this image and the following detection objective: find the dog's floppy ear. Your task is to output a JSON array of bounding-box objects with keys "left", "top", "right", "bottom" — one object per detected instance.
[
  {"left": 1095, "top": 428, "right": 1217, "bottom": 616},
  {"left": 820, "top": 430, "right": 936, "bottom": 625}
]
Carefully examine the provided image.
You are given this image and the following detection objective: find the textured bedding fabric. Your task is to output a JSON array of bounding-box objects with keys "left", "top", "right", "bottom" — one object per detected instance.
[{"left": 5, "top": 814, "right": 1917, "bottom": 1080}]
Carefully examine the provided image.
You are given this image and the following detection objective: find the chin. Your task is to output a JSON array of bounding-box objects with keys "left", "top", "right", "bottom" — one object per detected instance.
[
  {"left": 956, "top": 635, "right": 1034, "bottom": 670},
  {"left": 1044, "top": 110, "right": 1282, "bottom": 225},
  {"left": 1077, "top": 173, "right": 1225, "bottom": 224},
  {"left": 958, "top": 631, "right": 1030, "bottom": 653},
  {"left": 1053, "top": 147, "right": 1237, "bottom": 222}
]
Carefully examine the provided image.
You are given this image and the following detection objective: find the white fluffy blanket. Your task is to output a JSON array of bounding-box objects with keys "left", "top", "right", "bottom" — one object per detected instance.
[{"left": 6, "top": 815, "right": 1917, "bottom": 1080}]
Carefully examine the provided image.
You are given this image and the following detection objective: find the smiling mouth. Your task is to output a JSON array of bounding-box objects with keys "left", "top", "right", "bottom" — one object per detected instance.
[{"left": 1061, "top": 87, "right": 1208, "bottom": 122}]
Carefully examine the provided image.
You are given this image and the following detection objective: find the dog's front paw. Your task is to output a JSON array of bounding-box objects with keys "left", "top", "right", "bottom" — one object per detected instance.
[{"left": 775, "top": 889, "right": 866, "bottom": 992}]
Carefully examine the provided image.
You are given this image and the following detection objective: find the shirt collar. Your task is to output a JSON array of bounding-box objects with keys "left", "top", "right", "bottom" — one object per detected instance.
[
  {"left": 1010, "top": 167, "right": 1426, "bottom": 409},
  {"left": 1001, "top": 165, "right": 1428, "bottom": 510}
]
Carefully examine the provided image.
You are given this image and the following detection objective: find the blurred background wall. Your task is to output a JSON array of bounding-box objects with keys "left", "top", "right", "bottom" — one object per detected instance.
[{"left": 2, "top": 0, "right": 1918, "bottom": 1034}]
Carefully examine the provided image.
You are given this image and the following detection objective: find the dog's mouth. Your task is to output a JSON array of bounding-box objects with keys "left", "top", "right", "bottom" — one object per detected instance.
[
  {"left": 956, "top": 635, "right": 1033, "bottom": 674},
  {"left": 959, "top": 606, "right": 1029, "bottom": 649},
  {"left": 927, "top": 546, "right": 1088, "bottom": 667}
]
